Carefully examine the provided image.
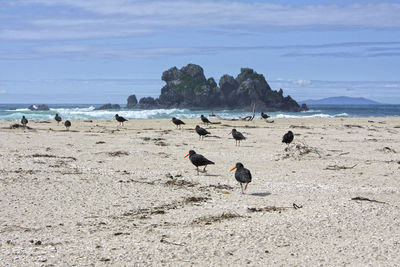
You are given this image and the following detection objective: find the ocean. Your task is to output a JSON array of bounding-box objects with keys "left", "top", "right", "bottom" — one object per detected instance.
[{"left": 0, "top": 104, "right": 399, "bottom": 121}]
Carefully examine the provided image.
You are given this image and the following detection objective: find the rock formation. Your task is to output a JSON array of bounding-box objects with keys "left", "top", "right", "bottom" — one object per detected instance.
[
  {"left": 126, "top": 64, "right": 308, "bottom": 112},
  {"left": 126, "top": 95, "right": 138, "bottom": 108},
  {"left": 28, "top": 104, "right": 50, "bottom": 111},
  {"left": 95, "top": 103, "right": 120, "bottom": 110}
]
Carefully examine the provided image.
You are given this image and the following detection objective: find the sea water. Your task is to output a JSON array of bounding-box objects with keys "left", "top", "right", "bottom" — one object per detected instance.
[{"left": 0, "top": 104, "right": 399, "bottom": 121}]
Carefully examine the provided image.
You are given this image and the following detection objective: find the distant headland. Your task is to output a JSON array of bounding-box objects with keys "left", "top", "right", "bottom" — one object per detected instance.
[
  {"left": 126, "top": 64, "right": 308, "bottom": 112},
  {"left": 301, "top": 96, "right": 381, "bottom": 105}
]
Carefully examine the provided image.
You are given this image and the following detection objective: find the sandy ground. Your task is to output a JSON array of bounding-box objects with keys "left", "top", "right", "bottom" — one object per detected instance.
[{"left": 0, "top": 116, "right": 399, "bottom": 266}]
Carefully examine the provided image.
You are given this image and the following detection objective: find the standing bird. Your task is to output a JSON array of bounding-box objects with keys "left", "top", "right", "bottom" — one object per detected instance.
[
  {"left": 200, "top": 115, "right": 211, "bottom": 125},
  {"left": 282, "top": 130, "right": 294, "bottom": 145},
  {"left": 21, "top": 116, "right": 28, "bottom": 127},
  {"left": 115, "top": 114, "right": 128, "bottom": 126},
  {"left": 228, "top": 128, "right": 246, "bottom": 146},
  {"left": 64, "top": 120, "right": 71, "bottom": 131},
  {"left": 230, "top": 162, "right": 252, "bottom": 194},
  {"left": 184, "top": 150, "right": 215, "bottom": 175},
  {"left": 55, "top": 113, "right": 62, "bottom": 125},
  {"left": 195, "top": 125, "right": 210, "bottom": 140},
  {"left": 172, "top": 117, "right": 185, "bottom": 129},
  {"left": 261, "top": 112, "right": 270, "bottom": 119}
]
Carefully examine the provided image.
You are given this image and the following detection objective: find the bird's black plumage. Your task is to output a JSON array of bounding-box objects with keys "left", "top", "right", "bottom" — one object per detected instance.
[
  {"left": 282, "top": 130, "right": 294, "bottom": 145},
  {"left": 21, "top": 116, "right": 28, "bottom": 127},
  {"left": 172, "top": 117, "right": 185, "bottom": 128},
  {"left": 230, "top": 128, "right": 246, "bottom": 146},
  {"left": 185, "top": 150, "right": 214, "bottom": 175},
  {"left": 115, "top": 114, "right": 128, "bottom": 125},
  {"left": 200, "top": 115, "right": 211, "bottom": 125},
  {"left": 261, "top": 112, "right": 270, "bottom": 119},
  {"left": 231, "top": 162, "right": 252, "bottom": 194},
  {"left": 55, "top": 113, "right": 62, "bottom": 124},
  {"left": 64, "top": 120, "right": 71, "bottom": 131},
  {"left": 195, "top": 125, "right": 210, "bottom": 140}
]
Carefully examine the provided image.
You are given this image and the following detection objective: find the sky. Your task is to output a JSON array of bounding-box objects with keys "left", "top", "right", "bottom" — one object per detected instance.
[{"left": 1, "top": 0, "right": 400, "bottom": 104}]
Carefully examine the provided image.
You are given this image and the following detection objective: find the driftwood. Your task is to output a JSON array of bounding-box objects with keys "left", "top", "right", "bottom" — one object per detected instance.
[
  {"left": 324, "top": 164, "right": 357, "bottom": 170},
  {"left": 209, "top": 101, "right": 257, "bottom": 121},
  {"left": 351, "top": 197, "right": 386, "bottom": 204},
  {"left": 248, "top": 203, "right": 303, "bottom": 212}
]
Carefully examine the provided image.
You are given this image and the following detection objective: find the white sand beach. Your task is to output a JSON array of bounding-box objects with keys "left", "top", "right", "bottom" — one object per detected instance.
[{"left": 0, "top": 117, "right": 399, "bottom": 266}]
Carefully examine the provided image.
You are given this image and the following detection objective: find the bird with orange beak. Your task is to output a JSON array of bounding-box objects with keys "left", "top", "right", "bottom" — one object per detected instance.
[
  {"left": 230, "top": 162, "right": 252, "bottom": 194},
  {"left": 185, "top": 150, "right": 214, "bottom": 175},
  {"left": 228, "top": 128, "right": 246, "bottom": 146}
]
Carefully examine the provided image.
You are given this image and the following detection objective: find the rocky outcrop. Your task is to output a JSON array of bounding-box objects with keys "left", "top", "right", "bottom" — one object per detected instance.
[
  {"left": 28, "top": 104, "right": 49, "bottom": 111},
  {"left": 127, "top": 64, "right": 308, "bottom": 112},
  {"left": 126, "top": 95, "right": 138, "bottom": 108},
  {"left": 95, "top": 103, "right": 120, "bottom": 110}
]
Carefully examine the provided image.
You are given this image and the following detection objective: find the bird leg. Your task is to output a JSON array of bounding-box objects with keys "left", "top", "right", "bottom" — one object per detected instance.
[
  {"left": 196, "top": 167, "right": 199, "bottom": 176},
  {"left": 244, "top": 183, "right": 248, "bottom": 192},
  {"left": 240, "top": 183, "right": 244, "bottom": 194},
  {"left": 203, "top": 165, "right": 207, "bottom": 172}
]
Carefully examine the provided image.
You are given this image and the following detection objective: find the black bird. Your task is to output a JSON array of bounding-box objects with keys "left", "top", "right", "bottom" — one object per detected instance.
[
  {"left": 282, "top": 130, "right": 294, "bottom": 145},
  {"left": 200, "top": 115, "right": 211, "bottom": 125},
  {"left": 172, "top": 117, "right": 185, "bottom": 129},
  {"left": 195, "top": 125, "right": 210, "bottom": 140},
  {"left": 228, "top": 128, "right": 246, "bottom": 146},
  {"left": 64, "top": 120, "right": 71, "bottom": 131},
  {"left": 184, "top": 150, "right": 215, "bottom": 175},
  {"left": 261, "top": 112, "right": 270, "bottom": 119},
  {"left": 55, "top": 113, "right": 62, "bottom": 125},
  {"left": 230, "top": 162, "right": 252, "bottom": 194},
  {"left": 21, "top": 116, "right": 28, "bottom": 127},
  {"left": 115, "top": 114, "right": 127, "bottom": 126}
]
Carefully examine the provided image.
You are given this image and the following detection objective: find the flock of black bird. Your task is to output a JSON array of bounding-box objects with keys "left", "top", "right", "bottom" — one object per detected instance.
[
  {"left": 19, "top": 112, "right": 294, "bottom": 194},
  {"left": 173, "top": 113, "right": 294, "bottom": 194}
]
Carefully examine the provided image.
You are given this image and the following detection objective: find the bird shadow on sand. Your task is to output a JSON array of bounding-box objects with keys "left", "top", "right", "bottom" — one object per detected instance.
[{"left": 249, "top": 192, "right": 271, "bottom": 197}]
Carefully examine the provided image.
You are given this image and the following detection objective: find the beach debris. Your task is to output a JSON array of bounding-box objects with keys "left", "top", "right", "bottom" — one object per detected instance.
[
  {"left": 380, "top": 147, "right": 396, "bottom": 153},
  {"left": 155, "top": 140, "right": 168, "bottom": 146},
  {"left": 121, "top": 196, "right": 209, "bottom": 219},
  {"left": 99, "top": 258, "right": 111, "bottom": 262},
  {"left": 344, "top": 124, "right": 364, "bottom": 128},
  {"left": 351, "top": 197, "right": 386, "bottom": 204},
  {"left": 95, "top": 141, "right": 106, "bottom": 144},
  {"left": 277, "top": 141, "right": 322, "bottom": 160},
  {"left": 203, "top": 183, "right": 234, "bottom": 191},
  {"left": 113, "top": 232, "right": 130, "bottom": 236},
  {"left": 9, "top": 123, "right": 34, "bottom": 130},
  {"left": 324, "top": 164, "right": 357, "bottom": 170},
  {"left": 160, "top": 235, "right": 184, "bottom": 246},
  {"left": 290, "top": 125, "right": 311, "bottom": 129},
  {"left": 192, "top": 212, "right": 242, "bottom": 225},
  {"left": 293, "top": 203, "right": 303, "bottom": 209},
  {"left": 107, "top": 151, "right": 129, "bottom": 157},
  {"left": 165, "top": 173, "right": 174, "bottom": 179},
  {"left": 184, "top": 196, "right": 210, "bottom": 204},
  {"left": 31, "top": 154, "right": 77, "bottom": 161},
  {"left": 165, "top": 179, "right": 197, "bottom": 188}
]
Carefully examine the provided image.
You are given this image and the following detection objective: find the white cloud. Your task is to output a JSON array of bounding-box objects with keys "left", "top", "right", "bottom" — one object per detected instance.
[
  {"left": 4, "top": 1, "right": 400, "bottom": 41},
  {"left": 0, "top": 89, "right": 7, "bottom": 94}
]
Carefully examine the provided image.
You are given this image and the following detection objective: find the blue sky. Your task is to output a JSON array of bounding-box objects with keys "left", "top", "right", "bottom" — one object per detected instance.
[{"left": 1, "top": 0, "right": 400, "bottom": 104}]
